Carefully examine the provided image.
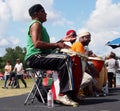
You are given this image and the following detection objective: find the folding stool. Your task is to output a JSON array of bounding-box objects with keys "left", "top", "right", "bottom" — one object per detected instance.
[{"left": 24, "top": 68, "right": 48, "bottom": 105}]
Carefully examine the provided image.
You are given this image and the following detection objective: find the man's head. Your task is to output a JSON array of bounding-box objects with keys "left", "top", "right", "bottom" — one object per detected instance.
[
  {"left": 6, "top": 60, "right": 10, "bottom": 65},
  {"left": 28, "top": 4, "right": 47, "bottom": 23},
  {"left": 66, "top": 30, "right": 77, "bottom": 44},
  {"left": 66, "top": 30, "right": 77, "bottom": 37},
  {"left": 110, "top": 52, "right": 116, "bottom": 58},
  {"left": 16, "top": 58, "right": 20, "bottom": 63},
  {"left": 78, "top": 31, "right": 91, "bottom": 46},
  {"left": 29, "top": 4, "right": 44, "bottom": 17}
]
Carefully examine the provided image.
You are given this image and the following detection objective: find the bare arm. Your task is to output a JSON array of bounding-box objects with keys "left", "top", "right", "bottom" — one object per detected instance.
[{"left": 30, "top": 22, "right": 65, "bottom": 49}]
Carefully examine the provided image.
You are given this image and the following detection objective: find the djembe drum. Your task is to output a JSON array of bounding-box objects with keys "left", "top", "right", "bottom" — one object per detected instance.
[
  {"left": 51, "top": 49, "right": 87, "bottom": 100},
  {"left": 88, "top": 57, "right": 107, "bottom": 90}
]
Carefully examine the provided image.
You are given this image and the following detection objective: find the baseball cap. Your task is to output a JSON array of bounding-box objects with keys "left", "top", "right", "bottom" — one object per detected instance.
[{"left": 66, "top": 30, "right": 77, "bottom": 36}]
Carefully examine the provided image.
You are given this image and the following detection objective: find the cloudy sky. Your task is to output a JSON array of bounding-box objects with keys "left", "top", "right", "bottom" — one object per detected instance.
[{"left": 0, "top": 0, "right": 120, "bottom": 57}]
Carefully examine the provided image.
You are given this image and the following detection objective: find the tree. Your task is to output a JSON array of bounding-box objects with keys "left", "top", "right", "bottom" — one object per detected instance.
[{"left": 0, "top": 46, "right": 27, "bottom": 73}]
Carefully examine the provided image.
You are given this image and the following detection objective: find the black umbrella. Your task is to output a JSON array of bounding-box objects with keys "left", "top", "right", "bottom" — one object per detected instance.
[{"left": 106, "top": 37, "right": 120, "bottom": 49}]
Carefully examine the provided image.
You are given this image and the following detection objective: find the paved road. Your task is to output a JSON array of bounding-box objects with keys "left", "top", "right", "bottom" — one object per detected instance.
[{"left": 0, "top": 88, "right": 120, "bottom": 111}]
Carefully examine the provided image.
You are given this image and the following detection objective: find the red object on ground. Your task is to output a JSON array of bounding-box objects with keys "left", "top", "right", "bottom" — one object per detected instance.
[{"left": 0, "top": 73, "right": 3, "bottom": 77}]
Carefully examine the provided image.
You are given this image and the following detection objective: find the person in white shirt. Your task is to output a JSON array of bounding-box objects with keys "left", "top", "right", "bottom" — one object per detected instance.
[
  {"left": 13, "top": 59, "right": 27, "bottom": 88},
  {"left": 105, "top": 52, "right": 119, "bottom": 88}
]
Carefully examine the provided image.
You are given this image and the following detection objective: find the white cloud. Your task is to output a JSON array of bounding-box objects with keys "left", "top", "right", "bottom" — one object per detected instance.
[
  {"left": 0, "top": 0, "right": 11, "bottom": 21},
  {"left": 0, "top": 35, "right": 19, "bottom": 47},
  {"left": 78, "top": 0, "right": 120, "bottom": 56},
  {"left": 9, "top": 36, "right": 19, "bottom": 45},
  {"left": 6, "top": 0, "right": 72, "bottom": 26},
  {"left": 0, "top": 35, "right": 20, "bottom": 56},
  {"left": 0, "top": 38, "right": 9, "bottom": 46},
  {"left": 0, "top": 0, "right": 73, "bottom": 56},
  {"left": 87, "top": 0, "right": 120, "bottom": 32},
  {"left": 0, "top": 0, "right": 11, "bottom": 35}
]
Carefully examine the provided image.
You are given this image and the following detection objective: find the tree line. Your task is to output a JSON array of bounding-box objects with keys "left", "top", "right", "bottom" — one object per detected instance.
[{"left": 0, "top": 46, "right": 27, "bottom": 73}]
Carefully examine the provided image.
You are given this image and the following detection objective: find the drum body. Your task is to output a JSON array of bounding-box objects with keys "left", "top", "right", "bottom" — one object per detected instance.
[
  {"left": 96, "top": 66, "right": 108, "bottom": 90},
  {"left": 89, "top": 57, "right": 107, "bottom": 90},
  {"left": 70, "top": 55, "right": 83, "bottom": 97},
  {"left": 92, "top": 60, "right": 104, "bottom": 73},
  {"left": 51, "top": 54, "right": 84, "bottom": 100}
]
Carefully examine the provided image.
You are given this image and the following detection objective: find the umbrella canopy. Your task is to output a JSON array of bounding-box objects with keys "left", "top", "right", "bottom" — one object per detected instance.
[{"left": 106, "top": 37, "right": 120, "bottom": 49}]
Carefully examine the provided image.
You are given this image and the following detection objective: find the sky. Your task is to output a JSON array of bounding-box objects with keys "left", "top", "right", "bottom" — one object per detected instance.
[{"left": 0, "top": 0, "right": 120, "bottom": 57}]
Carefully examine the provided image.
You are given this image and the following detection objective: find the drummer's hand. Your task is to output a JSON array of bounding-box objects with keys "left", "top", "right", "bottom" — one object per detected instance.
[
  {"left": 57, "top": 42, "right": 71, "bottom": 49},
  {"left": 64, "top": 44, "right": 71, "bottom": 49},
  {"left": 57, "top": 42, "right": 66, "bottom": 49},
  {"left": 62, "top": 32, "right": 76, "bottom": 42}
]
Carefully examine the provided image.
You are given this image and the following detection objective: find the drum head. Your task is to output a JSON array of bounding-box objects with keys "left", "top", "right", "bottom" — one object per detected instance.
[{"left": 88, "top": 57, "right": 104, "bottom": 61}]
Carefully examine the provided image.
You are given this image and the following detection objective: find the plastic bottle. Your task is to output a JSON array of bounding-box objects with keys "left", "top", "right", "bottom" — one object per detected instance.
[{"left": 47, "top": 90, "right": 54, "bottom": 108}]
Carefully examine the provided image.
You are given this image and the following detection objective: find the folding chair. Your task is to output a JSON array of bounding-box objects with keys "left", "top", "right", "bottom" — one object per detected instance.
[{"left": 24, "top": 68, "right": 48, "bottom": 105}]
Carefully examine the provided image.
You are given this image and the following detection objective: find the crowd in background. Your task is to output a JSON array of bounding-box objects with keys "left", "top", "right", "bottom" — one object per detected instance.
[{"left": 2, "top": 58, "right": 27, "bottom": 89}]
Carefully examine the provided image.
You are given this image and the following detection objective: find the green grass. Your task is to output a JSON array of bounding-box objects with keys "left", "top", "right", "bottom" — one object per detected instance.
[{"left": 0, "top": 78, "right": 34, "bottom": 98}]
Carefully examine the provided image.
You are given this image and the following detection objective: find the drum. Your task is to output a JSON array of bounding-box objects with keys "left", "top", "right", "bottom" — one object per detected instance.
[
  {"left": 88, "top": 57, "right": 104, "bottom": 73},
  {"left": 51, "top": 49, "right": 87, "bottom": 100},
  {"left": 61, "top": 49, "right": 87, "bottom": 97},
  {"left": 70, "top": 55, "right": 83, "bottom": 97},
  {"left": 97, "top": 66, "right": 108, "bottom": 90},
  {"left": 88, "top": 57, "right": 107, "bottom": 90}
]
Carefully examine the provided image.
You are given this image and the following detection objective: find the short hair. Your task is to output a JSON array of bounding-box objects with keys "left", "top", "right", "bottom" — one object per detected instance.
[
  {"left": 110, "top": 52, "right": 116, "bottom": 58},
  {"left": 29, "top": 4, "right": 44, "bottom": 17},
  {"left": 6, "top": 60, "right": 10, "bottom": 64},
  {"left": 16, "top": 58, "right": 20, "bottom": 62}
]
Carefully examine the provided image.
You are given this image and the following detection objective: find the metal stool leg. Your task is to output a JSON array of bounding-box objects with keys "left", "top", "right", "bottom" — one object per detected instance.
[
  {"left": 24, "top": 83, "right": 35, "bottom": 105},
  {"left": 24, "top": 68, "right": 47, "bottom": 105}
]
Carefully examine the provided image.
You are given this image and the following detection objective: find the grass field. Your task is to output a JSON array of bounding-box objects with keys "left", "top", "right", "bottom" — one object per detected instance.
[{"left": 0, "top": 78, "right": 33, "bottom": 98}]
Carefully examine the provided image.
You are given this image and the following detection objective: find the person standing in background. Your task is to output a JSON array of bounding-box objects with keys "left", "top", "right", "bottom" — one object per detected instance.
[
  {"left": 105, "top": 52, "right": 119, "bottom": 88},
  {"left": 13, "top": 59, "right": 27, "bottom": 88},
  {"left": 2, "top": 60, "right": 12, "bottom": 88}
]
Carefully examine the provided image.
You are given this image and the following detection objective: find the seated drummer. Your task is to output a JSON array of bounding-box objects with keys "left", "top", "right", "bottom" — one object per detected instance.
[
  {"left": 63, "top": 30, "right": 77, "bottom": 47},
  {"left": 70, "top": 31, "right": 99, "bottom": 97},
  {"left": 25, "top": 4, "right": 79, "bottom": 106}
]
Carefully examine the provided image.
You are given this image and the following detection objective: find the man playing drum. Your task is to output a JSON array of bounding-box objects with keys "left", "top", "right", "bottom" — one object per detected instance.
[
  {"left": 70, "top": 32, "right": 107, "bottom": 97},
  {"left": 25, "top": 4, "right": 82, "bottom": 106},
  {"left": 70, "top": 31, "right": 98, "bottom": 97}
]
